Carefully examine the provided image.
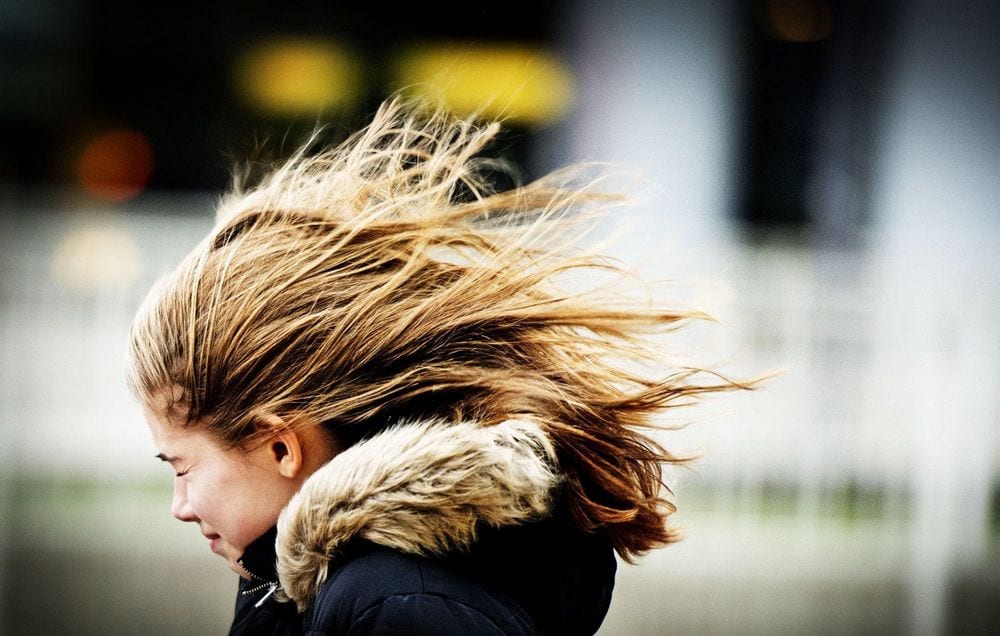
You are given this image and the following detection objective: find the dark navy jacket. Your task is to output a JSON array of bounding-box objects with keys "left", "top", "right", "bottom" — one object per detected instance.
[{"left": 229, "top": 507, "right": 616, "bottom": 635}]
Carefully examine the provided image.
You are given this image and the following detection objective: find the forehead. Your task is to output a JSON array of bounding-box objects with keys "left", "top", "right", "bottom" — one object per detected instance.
[{"left": 142, "top": 393, "right": 216, "bottom": 455}]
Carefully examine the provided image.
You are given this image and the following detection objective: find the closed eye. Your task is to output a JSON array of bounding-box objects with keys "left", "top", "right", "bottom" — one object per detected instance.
[{"left": 156, "top": 453, "right": 188, "bottom": 478}]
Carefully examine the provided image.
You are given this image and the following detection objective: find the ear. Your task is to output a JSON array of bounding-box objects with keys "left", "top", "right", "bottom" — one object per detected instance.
[
  {"left": 269, "top": 427, "right": 305, "bottom": 479},
  {"left": 253, "top": 412, "right": 339, "bottom": 480},
  {"left": 253, "top": 413, "right": 306, "bottom": 479}
]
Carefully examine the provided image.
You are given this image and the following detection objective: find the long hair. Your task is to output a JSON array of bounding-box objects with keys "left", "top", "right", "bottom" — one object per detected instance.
[{"left": 126, "top": 98, "right": 750, "bottom": 561}]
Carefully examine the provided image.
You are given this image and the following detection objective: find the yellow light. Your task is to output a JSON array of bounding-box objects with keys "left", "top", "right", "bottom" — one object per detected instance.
[
  {"left": 235, "top": 37, "right": 363, "bottom": 117},
  {"left": 393, "top": 43, "right": 575, "bottom": 126}
]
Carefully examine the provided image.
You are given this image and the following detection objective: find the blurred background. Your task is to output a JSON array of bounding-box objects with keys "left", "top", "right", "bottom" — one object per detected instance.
[{"left": 1, "top": 0, "right": 998, "bottom": 634}]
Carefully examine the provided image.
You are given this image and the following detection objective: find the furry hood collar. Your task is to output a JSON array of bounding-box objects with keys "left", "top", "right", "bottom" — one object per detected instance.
[{"left": 274, "top": 418, "right": 560, "bottom": 611}]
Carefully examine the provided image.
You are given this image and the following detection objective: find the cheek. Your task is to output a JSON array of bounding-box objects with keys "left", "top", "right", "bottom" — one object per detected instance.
[
  {"left": 184, "top": 459, "right": 289, "bottom": 549},
  {"left": 186, "top": 468, "right": 237, "bottom": 522},
  {"left": 185, "top": 484, "right": 213, "bottom": 517},
  {"left": 179, "top": 483, "right": 211, "bottom": 527}
]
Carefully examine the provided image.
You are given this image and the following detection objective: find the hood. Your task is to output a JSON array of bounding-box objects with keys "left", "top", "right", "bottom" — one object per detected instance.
[{"left": 275, "top": 418, "right": 561, "bottom": 611}]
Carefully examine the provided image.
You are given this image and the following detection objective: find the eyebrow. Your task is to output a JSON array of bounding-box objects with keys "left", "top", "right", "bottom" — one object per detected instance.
[{"left": 155, "top": 453, "right": 179, "bottom": 463}]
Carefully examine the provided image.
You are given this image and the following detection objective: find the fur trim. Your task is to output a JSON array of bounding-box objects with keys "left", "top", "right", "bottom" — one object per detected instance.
[{"left": 275, "top": 419, "right": 559, "bottom": 611}]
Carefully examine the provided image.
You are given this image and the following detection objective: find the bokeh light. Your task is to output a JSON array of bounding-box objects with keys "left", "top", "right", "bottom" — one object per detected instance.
[
  {"left": 393, "top": 43, "right": 575, "bottom": 126},
  {"left": 760, "top": 0, "right": 833, "bottom": 43},
  {"left": 235, "top": 37, "right": 363, "bottom": 117},
  {"left": 76, "top": 129, "right": 154, "bottom": 203},
  {"left": 50, "top": 224, "right": 142, "bottom": 290}
]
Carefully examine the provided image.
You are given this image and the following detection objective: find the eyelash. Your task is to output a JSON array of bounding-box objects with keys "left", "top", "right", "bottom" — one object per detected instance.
[{"left": 175, "top": 470, "right": 189, "bottom": 478}]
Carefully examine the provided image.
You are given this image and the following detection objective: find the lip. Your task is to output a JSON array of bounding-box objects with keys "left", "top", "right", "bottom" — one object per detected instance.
[{"left": 204, "top": 533, "right": 222, "bottom": 552}]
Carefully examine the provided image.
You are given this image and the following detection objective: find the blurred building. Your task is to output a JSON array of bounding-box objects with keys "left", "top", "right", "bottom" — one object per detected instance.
[{"left": 1, "top": 1, "right": 998, "bottom": 634}]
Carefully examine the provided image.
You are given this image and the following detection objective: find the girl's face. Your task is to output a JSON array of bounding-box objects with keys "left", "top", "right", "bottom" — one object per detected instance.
[{"left": 144, "top": 402, "right": 299, "bottom": 573}]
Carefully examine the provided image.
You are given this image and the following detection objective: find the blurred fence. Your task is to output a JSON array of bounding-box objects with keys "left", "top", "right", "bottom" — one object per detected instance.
[{"left": 1, "top": 199, "right": 998, "bottom": 634}]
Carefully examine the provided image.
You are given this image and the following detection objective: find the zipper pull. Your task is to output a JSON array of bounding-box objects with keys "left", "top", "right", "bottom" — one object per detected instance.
[{"left": 254, "top": 583, "right": 279, "bottom": 608}]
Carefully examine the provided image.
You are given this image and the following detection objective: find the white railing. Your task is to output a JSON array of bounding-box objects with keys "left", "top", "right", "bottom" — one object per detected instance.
[{"left": 2, "top": 203, "right": 997, "bottom": 634}]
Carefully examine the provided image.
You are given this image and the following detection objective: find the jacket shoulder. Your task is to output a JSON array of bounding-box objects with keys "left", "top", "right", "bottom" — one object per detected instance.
[{"left": 303, "top": 544, "right": 538, "bottom": 635}]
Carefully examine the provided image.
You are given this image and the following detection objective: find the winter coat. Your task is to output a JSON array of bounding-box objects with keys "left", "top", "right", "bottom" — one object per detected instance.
[{"left": 228, "top": 419, "right": 617, "bottom": 635}]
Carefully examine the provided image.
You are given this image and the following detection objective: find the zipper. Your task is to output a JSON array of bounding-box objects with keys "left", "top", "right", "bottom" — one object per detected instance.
[
  {"left": 237, "top": 557, "right": 281, "bottom": 604},
  {"left": 253, "top": 583, "right": 279, "bottom": 608}
]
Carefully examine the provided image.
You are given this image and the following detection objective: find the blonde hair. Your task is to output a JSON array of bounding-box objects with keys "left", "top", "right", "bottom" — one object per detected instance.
[{"left": 127, "top": 98, "right": 749, "bottom": 561}]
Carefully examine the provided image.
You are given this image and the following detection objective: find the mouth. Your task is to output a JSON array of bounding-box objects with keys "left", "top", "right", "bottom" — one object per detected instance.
[{"left": 204, "top": 533, "right": 222, "bottom": 552}]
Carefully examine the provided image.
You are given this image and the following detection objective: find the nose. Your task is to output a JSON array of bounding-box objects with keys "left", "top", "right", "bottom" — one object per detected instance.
[{"left": 171, "top": 475, "right": 198, "bottom": 522}]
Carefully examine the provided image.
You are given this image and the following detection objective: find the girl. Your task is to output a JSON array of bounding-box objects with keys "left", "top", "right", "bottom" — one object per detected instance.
[{"left": 127, "top": 99, "right": 745, "bottom": 634}]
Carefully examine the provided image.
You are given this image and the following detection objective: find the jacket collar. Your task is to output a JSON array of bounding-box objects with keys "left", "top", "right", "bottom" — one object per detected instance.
[
  {"left": 237, "top": 525, "right": 280, "bottom": 588},
  {"left": 269, "top": 418, "right": 560, "bottom": 611}
]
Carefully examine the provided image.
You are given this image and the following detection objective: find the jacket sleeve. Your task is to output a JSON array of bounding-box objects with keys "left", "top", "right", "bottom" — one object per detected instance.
[{"left": 342, "top": 593, "right": 510, "bottom": 635}]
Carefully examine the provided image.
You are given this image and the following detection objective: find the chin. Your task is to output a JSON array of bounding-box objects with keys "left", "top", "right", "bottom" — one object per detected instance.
[{"left": 227, "top": 558, "right": 253, "bottom": 580}]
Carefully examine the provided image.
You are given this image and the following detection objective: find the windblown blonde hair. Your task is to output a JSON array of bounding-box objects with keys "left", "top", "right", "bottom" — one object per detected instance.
[{"left": 127, "top": 98, "right": 749, "bottom": 560}]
